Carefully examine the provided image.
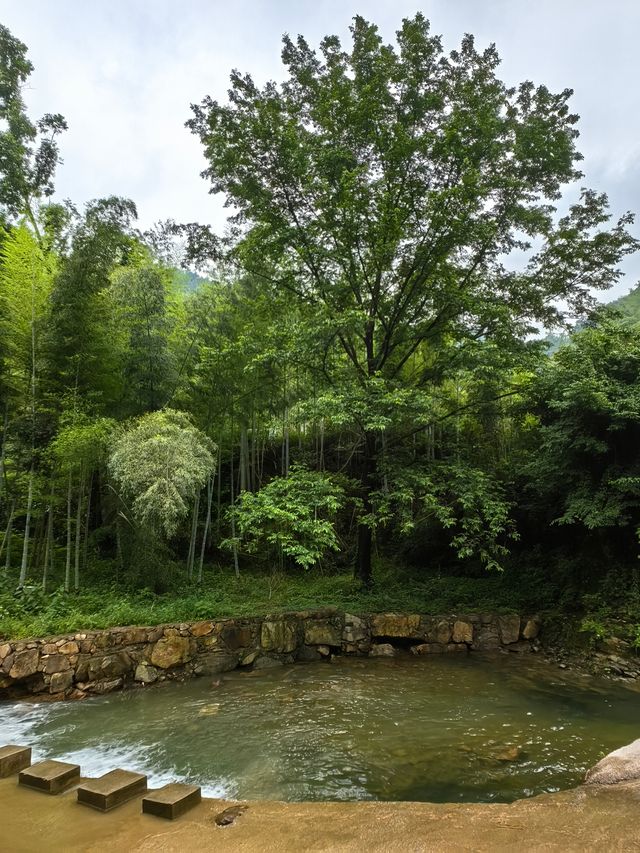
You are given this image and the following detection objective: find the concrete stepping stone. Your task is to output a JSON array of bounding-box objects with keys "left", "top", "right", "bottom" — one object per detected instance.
[
  {"left": 142, "top": 783, "right": 202, "bottom": 819},
  {"left": 19, "top": 759, "right": 80, "bottom": 794},
  {"left": 0, "top": 745, "right": 31, "bottom": 778},
  {"left": 77, "top": 769, "right": 147, "bottom": 812}
]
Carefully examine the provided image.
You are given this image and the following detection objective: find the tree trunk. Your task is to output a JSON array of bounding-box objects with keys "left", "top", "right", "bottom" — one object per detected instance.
[
  {"left": 250, "top": 409, "right": 257, "bottom": 491},
  {"left": 18, "top": 464, "right": 34, "bottom": 589},
  {"left": 42, "top": 481, "right": 55, "bottom": 592},
  {"left": 0, "top": 402, "right": 8, "bottom": 510},
  {"left": 187, "top": 490, "right": 200, "bottom": 581},
  {"left": 216, "top": 430, "right": 222, "bottom": 537},
  {"left": 356, "top": 521, "right": 373, "bottom": 587},
  {"left": 4, "top": 506, "right": 12, "bottom": 571},
  {"left": 83, "top": 471, "right": 94, "bottom": 571},
  {"left": 115, "top": 515, "right": 124, "bottom": 583},
  {"left": 1, "top": 499, "right": 14, "bottom": 566},
  {"left": 355, "top": 431, "right": 376, "bottom": 587},
  {"left": 74, "top": 470, "right": 84, "bottom": 591},
  {"left": 65, "top": 473, "right": 72, "bottom": 592},
  {"left": 229, "top": 426, "right": 240, "bottom": 578},
  {"left": 240, "top": 424, "right": 248, "bottom": 493},
  {"left": 30, "top": 514, "right": 45, "bottom": 572},
  {"left": 198, "top": 475, "right": 214, "bottom": 583}
]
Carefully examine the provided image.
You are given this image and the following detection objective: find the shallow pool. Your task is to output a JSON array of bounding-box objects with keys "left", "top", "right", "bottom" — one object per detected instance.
[{"left": 2, "top": 654, "right": 639, "bottom": 802}]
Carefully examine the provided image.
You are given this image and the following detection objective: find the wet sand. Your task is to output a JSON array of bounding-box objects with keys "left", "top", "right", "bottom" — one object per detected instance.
[{"left": 1, "top": 776, "right": 639, "bottom": 852}]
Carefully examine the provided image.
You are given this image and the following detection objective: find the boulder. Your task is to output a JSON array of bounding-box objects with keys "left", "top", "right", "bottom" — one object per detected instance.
[
  {"left": 297, "top": 645, "right": 323, "bottom": 662},
  {"left": 522, "top": 618, "right": 541, "bottom": 640},
  {"left": 8, "top": 649, "right": 39, "bottom": 680},
  {"left": 221, "top": 625, "right": 252, "bottom": 649},
  {"left": 42, "top": 654, "right": 71, "bottom": 674},
  {"left": 369, "top": 643, "right": 396, "bottom": 657},
  {"left": 87, "top": 652, "right": 132, "bottom": 681},
  {"left": 472, "top": 624, "right": 501, "bottom": 651},
  {"left": 191, "top": 621, "right": 215, "bottom": 638},
  {"left": 239, "top": 650, "right": 259, "bottom": 667},
  {"left": 452, "top": 620, "right": 473, "bottom": 644},
  {"left": 342, "top": 615, "right": 369, "bottom": 645},
  {"left": 253, "top": 655, "right": 285, "bottom": 669},
  {"left": 585, "top": 739, "right": 640, "bottom": 785},
  {"left": 89, "top": 678, "right": 123, "bottom": 695},
  {"left": 498, "top": 615, "right": 521, "bottom": 645},
  {"left": 260, "top": 620, "right": 298, "bottom": 653},
  {"left": 134, "top": 663, "right": 158, "bottom": 684},
  {"left": 411, "top": 643, "right": 444, "bottom": 655},
  {"left": 49, "top": 670, "right": 74, "bottom": 694},
  {"left": 303, "top": 619, "right": 342, "bottom": 647},
  {"left": 0, "top": 643, "right": 11, "bottom": 660},
  {"left": 121, "top": 628, "right": 149, "bottom": 645},
  {"left": 194, "top": 651, "right": 238, "bottom": 675},
  {"left": 57, "top": 641, "right": 79, "bottom": 655},
  {"left": 435, "top": 620, "right": 452, "bottom": 644},
  {"left": 371, "top": 614, "right": 421, "bottom": 639},
  {"left": 495, "top": 745, "right": 522, "bottom": 762},
  {"left": 150, "top": 636, "right": 191, "bottom": 669}
]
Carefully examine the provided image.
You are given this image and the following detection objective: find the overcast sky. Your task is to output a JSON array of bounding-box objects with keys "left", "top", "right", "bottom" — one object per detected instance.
[{"left": 3, "top": 0, "right": 639, "bottom": 298}]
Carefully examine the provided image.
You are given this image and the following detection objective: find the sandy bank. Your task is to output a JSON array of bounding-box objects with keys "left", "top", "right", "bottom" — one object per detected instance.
[{"left": 1, "top": 776, "right": 639, "bottom": 852}]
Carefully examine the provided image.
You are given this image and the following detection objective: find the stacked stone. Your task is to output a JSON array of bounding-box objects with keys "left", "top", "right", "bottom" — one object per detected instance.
[{"left": 0, "top": 610, "right": 541, "bottom": 701}]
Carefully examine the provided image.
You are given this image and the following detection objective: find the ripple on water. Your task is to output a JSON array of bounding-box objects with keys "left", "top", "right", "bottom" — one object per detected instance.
[{"left": 2, "top": 654, "right": 640, "bottom": 803}]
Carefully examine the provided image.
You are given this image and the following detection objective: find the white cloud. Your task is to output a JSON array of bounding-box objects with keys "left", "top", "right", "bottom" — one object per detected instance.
[{"left": 3, "top": 0, "right": 639, "bottom": 294}]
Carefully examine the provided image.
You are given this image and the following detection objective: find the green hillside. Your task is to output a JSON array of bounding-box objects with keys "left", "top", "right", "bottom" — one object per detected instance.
[{"left": 609, "top": 283, "right": 640, "bottom": 323}]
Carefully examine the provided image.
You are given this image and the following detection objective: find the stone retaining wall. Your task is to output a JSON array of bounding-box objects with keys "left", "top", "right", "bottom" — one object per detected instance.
[{"left": 0, "top": 610, "right": 540, "bottom": 701}]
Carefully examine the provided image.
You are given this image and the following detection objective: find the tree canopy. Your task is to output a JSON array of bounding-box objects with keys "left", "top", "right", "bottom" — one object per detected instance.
[{"left": 0, "top": 17, "right": 639, "bottom": 635}]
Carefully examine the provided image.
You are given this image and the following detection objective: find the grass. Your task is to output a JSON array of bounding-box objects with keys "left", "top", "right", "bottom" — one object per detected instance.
[{"left": 0, "top": 559, "right": 556, "bottom": 640}]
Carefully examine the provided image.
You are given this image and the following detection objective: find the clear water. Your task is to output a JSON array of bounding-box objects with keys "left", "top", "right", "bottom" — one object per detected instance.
[{"left": 3, "top": 654, "right": 639, "bottom": 803}]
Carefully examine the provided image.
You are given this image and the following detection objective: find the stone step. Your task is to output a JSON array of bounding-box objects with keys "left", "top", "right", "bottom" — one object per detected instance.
[
  {"left": 0, "top": 745, "right": 31, "bottom": 778},
  {"left": 142, "top": 783, "right": 202, "bottom": 819},
  {"left": 19, "top": 759, "right": 80, "bottom": 794},
  {"left": 77, "top": 769, "right": 147, "bottom": 812}
]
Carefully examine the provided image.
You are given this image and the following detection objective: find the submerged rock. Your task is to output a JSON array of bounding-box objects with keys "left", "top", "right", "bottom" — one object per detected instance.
[
  {"left": 495, "top": 745, "right": 523, "bottom": 762},
  {"left": 585, "top": 738, "right": 640, "bottom": 785},
  {"left": 370, "top": 643, "right": 395, "bottom": 657},
  {"left": 253, "top": 655, "right": 285, "bottom": 669},
  {"left": 134, "top": 663, "right": 158, "bottom": 684}
]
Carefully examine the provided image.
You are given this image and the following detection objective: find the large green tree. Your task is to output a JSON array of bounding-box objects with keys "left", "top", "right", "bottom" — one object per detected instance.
[{"left": 189, "top": 14, "right": 638, "bottom": 584}]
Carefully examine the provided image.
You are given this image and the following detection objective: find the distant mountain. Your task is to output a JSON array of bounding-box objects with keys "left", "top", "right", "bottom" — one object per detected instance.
[
  {"left": 172, "top": 269, "right": 208, "bottom": 292},
  {"left": 544, "top": 283, "right": 640, "bottom": 353},
  {"left": 608, "top": 283, "right": 640, "bottom": 323}
]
